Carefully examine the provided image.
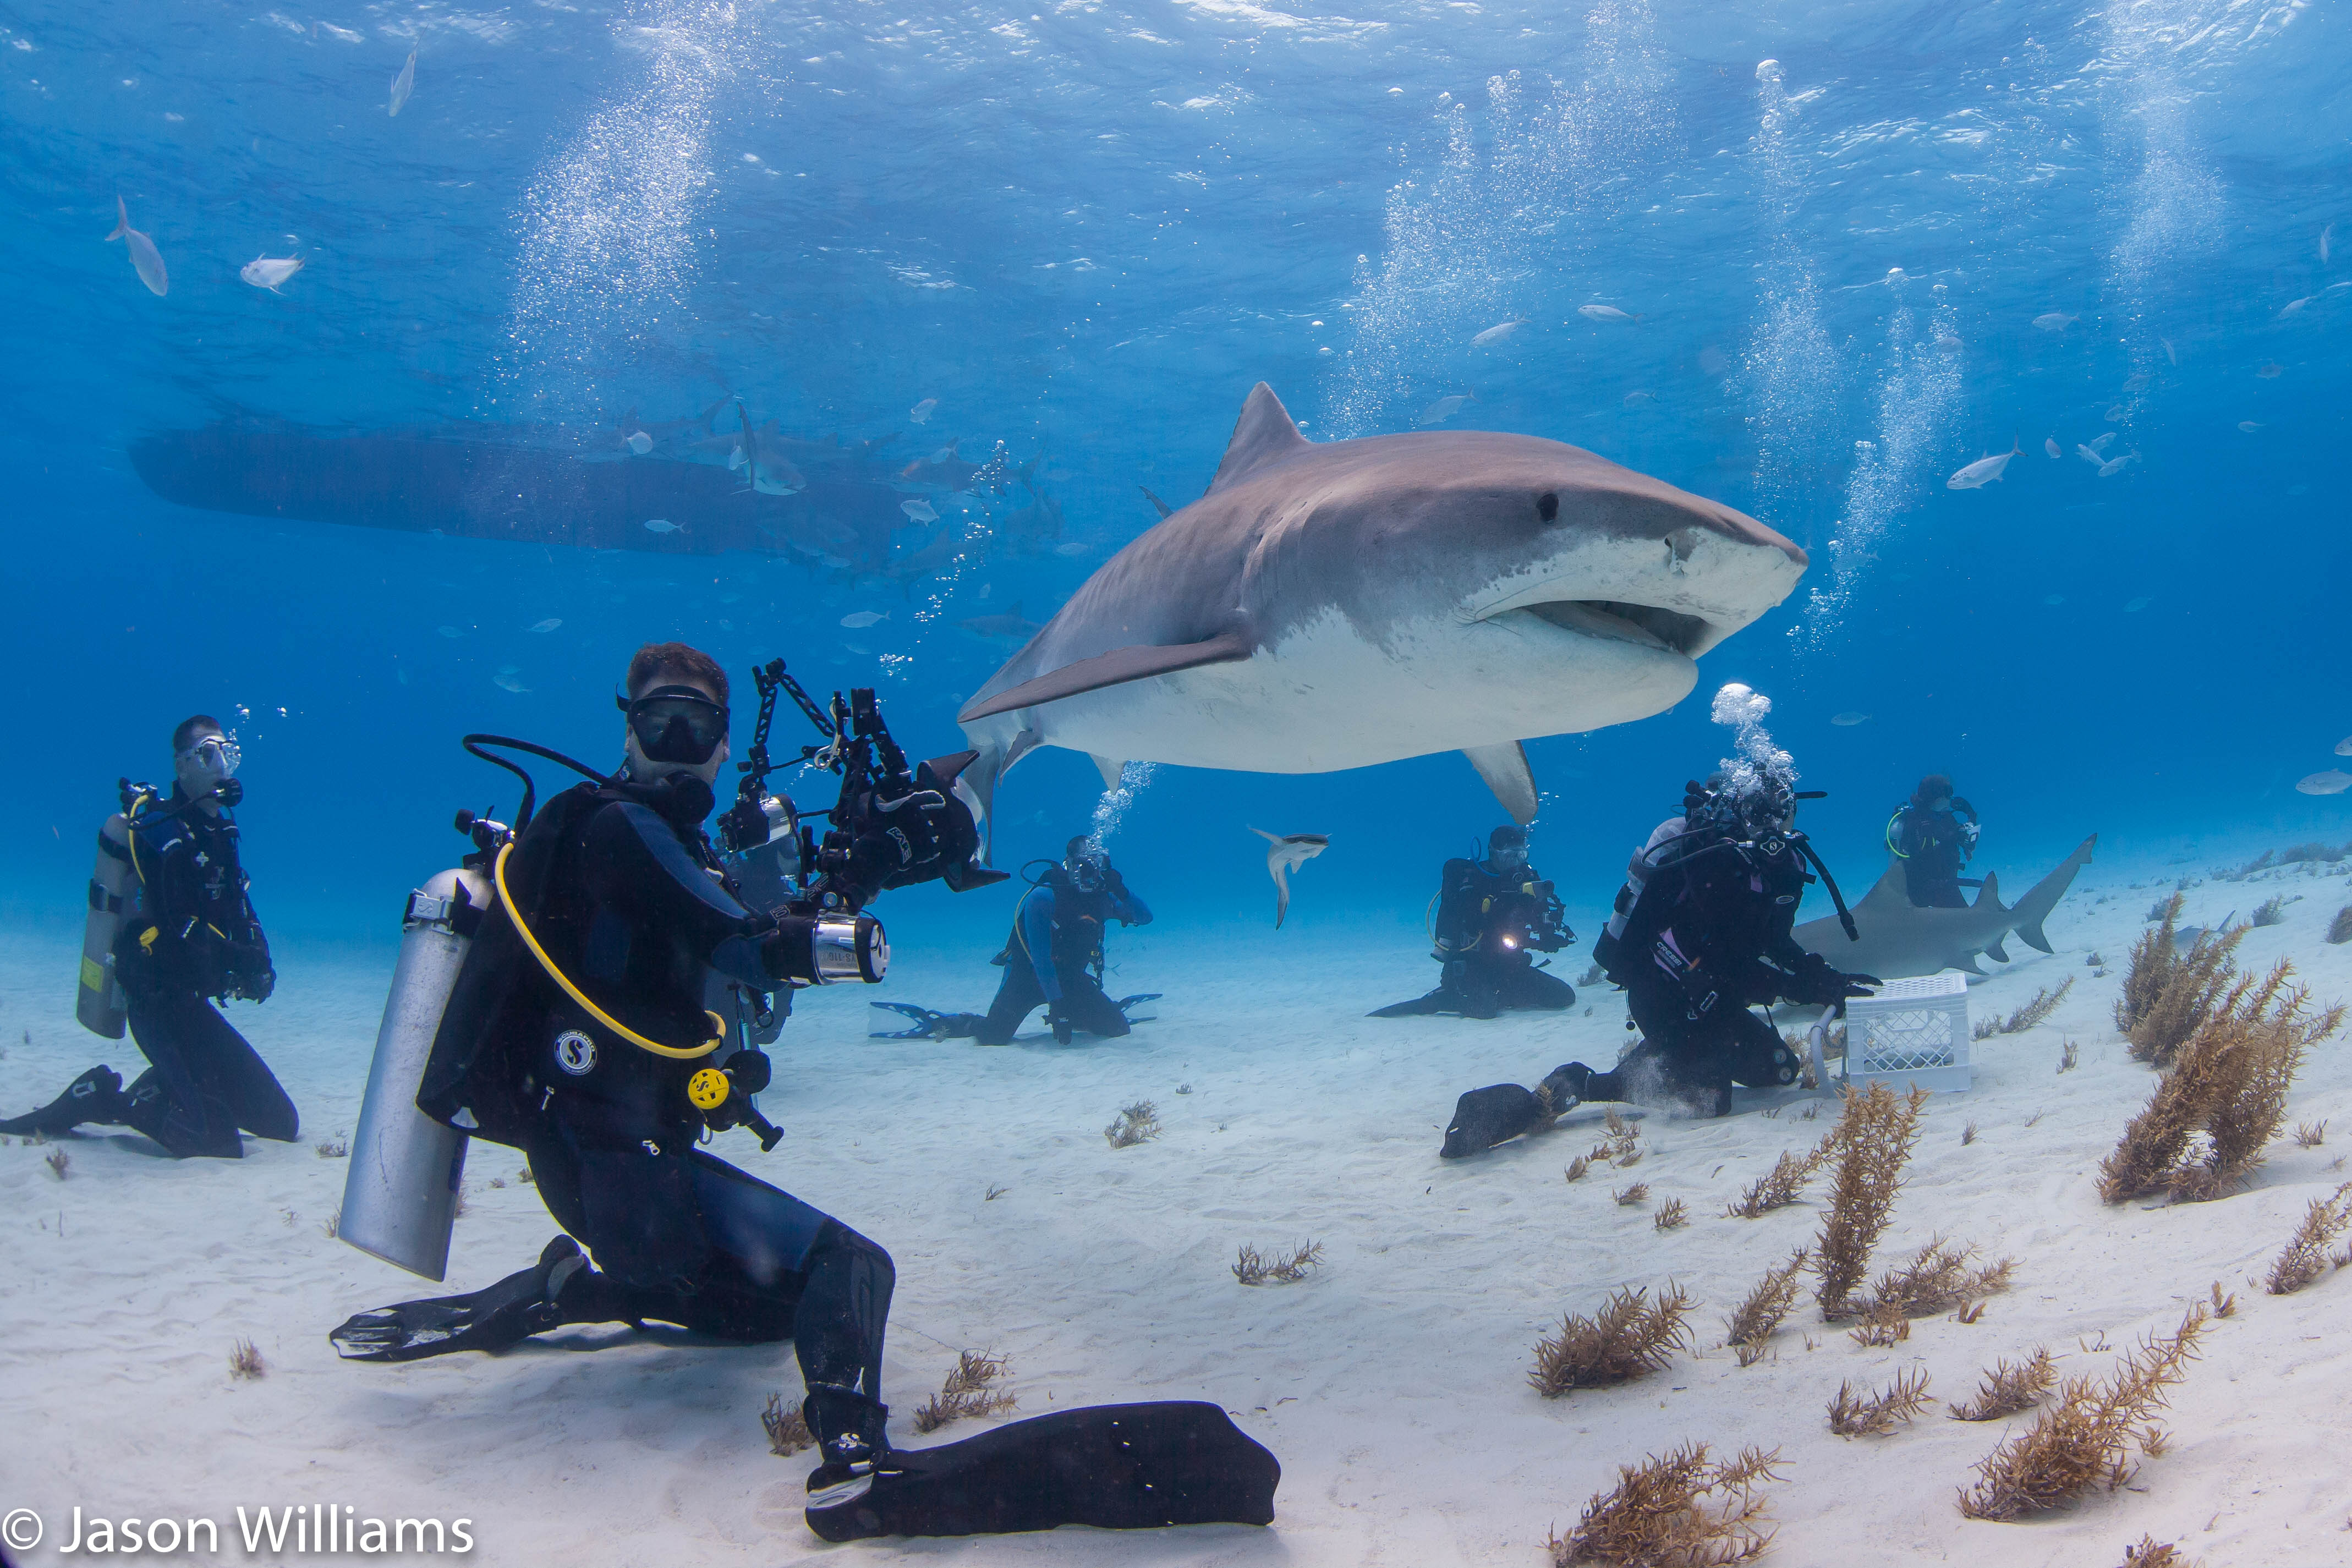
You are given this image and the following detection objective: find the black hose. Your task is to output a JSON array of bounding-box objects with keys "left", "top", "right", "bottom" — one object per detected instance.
[
  {"left": 462, "top": 734, "right": 607, "bottom": 830},
  {"left": 1797, "top": 838, "right": 1860, "bottom": 941}
]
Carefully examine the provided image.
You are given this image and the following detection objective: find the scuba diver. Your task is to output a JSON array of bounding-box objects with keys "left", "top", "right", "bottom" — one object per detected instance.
[
  {"left": 1437, "top": 769, "right": 1878, "bottom": 1154},
  {"left": 1370, "top": 825, "right": 1575, "bottom": 1019},
  {"left": 1886, "top": 772, "right": 1980, "bottom": 908},
  {"left": 2, "top": 716, "right": 294, "bottom": 1156},
  {"left": 871, "top": 836, "right": 1156, "bottom": 1045},
  {"left": 328, "top": 644, "right": 994, "bottom": 1520}
]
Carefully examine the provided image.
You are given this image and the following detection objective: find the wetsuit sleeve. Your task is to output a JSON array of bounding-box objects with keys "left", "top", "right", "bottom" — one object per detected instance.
[
  {"left": 1109, "top": 885, "right": 1152, "bottom": 926},
  {"left": 583, "top": 802, "right": 771, "bottom": 986},
  {"left": 1021, "top": 886, "right": 1062, "bottom": 1001}
]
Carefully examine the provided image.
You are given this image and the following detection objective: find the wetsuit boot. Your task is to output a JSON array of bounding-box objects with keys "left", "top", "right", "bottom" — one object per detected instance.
[
  {"left": 0, "top": 1066, "right": 127, "bottom": 1136},
  {"left": 804, "top": 1384, "right": 895, "bottom": 1514}
]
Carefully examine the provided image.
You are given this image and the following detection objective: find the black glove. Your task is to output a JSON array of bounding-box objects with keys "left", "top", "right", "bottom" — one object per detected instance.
[
  {"left": 1788, "top": 952, "right": 1877, "bottom": 1007},
  {"left": 1049, "top": 1007, "right": 1073, "bottom": 1045}
]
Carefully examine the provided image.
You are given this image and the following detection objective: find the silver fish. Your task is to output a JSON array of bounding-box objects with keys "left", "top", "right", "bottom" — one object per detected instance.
[
  {"left": 1471, "top": 319, "right": 1525, "bottom": 346},
  {"left": 839, "top": 611, "right": 889, "bottom": 629},
  {"left": 1577, "top": 304, "right": 1637, "bottom": 323},
  {"left": 2296, "top": 770, "right": 2351, "bottom": 796},
  {"left": 529, "top": 618, "right": 562, "bottom": 633},
  {"left": 389, "top": 50, "right": 416, "bottom": 117},
  {"left": 909, "top": 398, "right": 937, "bottom": 425},
  {"left": 104, "top": 196, "right": 168, "bottom": 297},
  {"left": 1947, "top": 441, "right": 2021, "bottom": 490},
  {"left": 1416, "top": 393, "right": 1473, "bottom": 426},
  {"left": 240, "top": 255, "right": 303, "bottom": 292},
  {"left": 901, "top": 498, "right": 939, "bottom": 523},
  {"left": 2031, "top": 311, "right": 2074, "bottom": 331},
  {"left": 1830, "top": 711, "right": 1871, "bottom": 726},
  {"left": 644, "top": 518, "right": 681, "bottom": 534},
  {"left": 2043, "top": 437, "right": 2061, "bottom": 458}
]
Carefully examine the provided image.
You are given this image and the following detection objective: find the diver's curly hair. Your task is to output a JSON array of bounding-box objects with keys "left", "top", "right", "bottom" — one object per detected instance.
[{"left": 626, "top": 642, "right": 730, "bottom": 704}]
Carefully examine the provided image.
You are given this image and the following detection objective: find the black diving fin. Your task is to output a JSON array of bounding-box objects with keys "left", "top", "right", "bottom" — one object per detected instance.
[
  {"left": 1114, "top": 993, "right": 1161, "bottom": 1024},
  {"left": 867, "top": 1004, "right": 983, "bottom": 1040},
  {"left": 803, "top": 1400, "right": 1279, "bottom": 1542}
]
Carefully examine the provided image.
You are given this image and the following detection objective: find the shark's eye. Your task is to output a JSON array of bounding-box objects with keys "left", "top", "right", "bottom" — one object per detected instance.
[{"left": 1537, "top": 491, "right": 1560, "bottom": 524}]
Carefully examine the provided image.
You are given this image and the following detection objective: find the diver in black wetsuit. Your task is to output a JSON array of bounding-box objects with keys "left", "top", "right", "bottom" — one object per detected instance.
[
  {"left": 1545, "top": 771, "right": 1878, "bottom": 1120},
  {"left": 329, "top": 643, "right": 980, "bottom": 1514},
  {"left": 2, "top": 717, "right": 294, "bottom": 1156},
  {"left": 1886, "top": 773, "right": 1980, "bottom": 908},
  {"left": 874, "top": 838, "right": 1154, "bottom": 1046},
  {"left": 1370, "top": 825, "right": 1575, "bottom": 1019}
]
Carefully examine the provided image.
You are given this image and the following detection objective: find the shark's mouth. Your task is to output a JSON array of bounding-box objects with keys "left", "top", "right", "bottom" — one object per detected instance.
[{"left": 1516, "top": 597, "right": 1714, "bottom": 658}]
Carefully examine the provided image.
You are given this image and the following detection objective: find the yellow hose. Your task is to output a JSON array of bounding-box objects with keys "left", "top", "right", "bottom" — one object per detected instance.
[{"left": 494, "top": 841, "right": 723, "bottom": 1060}]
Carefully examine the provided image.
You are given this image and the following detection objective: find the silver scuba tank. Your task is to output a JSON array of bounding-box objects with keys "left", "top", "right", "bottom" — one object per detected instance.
[
  {"left": 339, "top": 867, "right": 485, "bottom": 1281},
  {"left": 75, "top": 813, "right": 135, "bottom": 1038}
]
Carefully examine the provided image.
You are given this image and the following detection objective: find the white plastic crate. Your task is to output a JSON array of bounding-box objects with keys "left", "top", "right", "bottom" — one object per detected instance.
[{"left": 1841, "top": 972, "right": 1971, "bottom": 1092}]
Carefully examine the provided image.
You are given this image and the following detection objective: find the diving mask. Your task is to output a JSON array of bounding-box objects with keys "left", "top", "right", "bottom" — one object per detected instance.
[
  {"left": 1067, "top": 848, "right": 1109, "bottom": 893},
  {"left": 619, "top": 684, "right": 730, "bottom": 766},
  {"left": 177, "top": 732, "right": 241, "bottom": 788}
]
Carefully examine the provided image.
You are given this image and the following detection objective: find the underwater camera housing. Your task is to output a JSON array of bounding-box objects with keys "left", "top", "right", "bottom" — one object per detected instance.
[{"left": 1488, "top": 879, "right": 1575, "bottom": 956}]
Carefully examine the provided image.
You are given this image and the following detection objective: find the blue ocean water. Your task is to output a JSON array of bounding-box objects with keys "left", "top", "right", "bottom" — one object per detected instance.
[{"left": 2, "top": 0, "right": 2347, "bottom": 958}]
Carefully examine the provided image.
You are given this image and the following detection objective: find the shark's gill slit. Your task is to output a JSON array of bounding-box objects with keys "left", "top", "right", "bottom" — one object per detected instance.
[{"left": 1525, "top": 599, "right": 1712, "bottom": 656}]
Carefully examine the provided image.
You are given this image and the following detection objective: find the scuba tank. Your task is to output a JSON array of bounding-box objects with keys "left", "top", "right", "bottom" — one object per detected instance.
[
  {"left": 339, "top": 865, "right": 487, "bottom": 1281},
  {"left": 76, "top": 810, "right": 136, "bottom": 1038}
]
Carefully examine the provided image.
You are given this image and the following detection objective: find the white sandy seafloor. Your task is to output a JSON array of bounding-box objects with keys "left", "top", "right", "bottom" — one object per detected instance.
[{"left": 5, "top": 838, "right": 2352, "bottom": 1568}]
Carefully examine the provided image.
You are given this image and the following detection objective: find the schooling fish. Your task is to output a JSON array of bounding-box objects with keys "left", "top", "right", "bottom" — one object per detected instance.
[
  {"left": 1577, "top": 304, "right": 1638, "bottom": 323},
  {"left": 1471, "top": 319, "right": 1526, "bottom": 346},
  {"left": 2238, "top": 421, "right": 2262, "bottom": 433},
  {"left": 104, "top": 196, "right": 168, "bottom": 297},
  {"left": 2257, "top": 363, "right": 2284, "bottom": 379},
  {"left": 2121, "top": 372, "right": 2151, "bottom": 392},
  {"left": 2334, "top": 736, "right": 2352, "bottom": 756},
  {"left": 1946, "top": 441, "right": 2022, "bottom": 490},
  {"left": 1054, "top": 541, "right": 1092, "bottom": 557},
  {"left": 958, "top": 602, "right": 1041, "bottom": 646},
  {"left": 1830, "top": 711, "right": 1871, "bottom": 726},
  {"left": 2043, "top": 437, "right": 2062, "bottom": 458},
  {"left": 529, "top": 618, "right": 562, "bottom": 633},
  {"left": 2324, "top": 222, "right": 2335, "bottom": 265},
  {"left": 1417, "top": 393, "right": 1474, "bottom": 426},
  {"left": 644, "top": 518, "right": 681, "bottom": 534},
  {"left": 240, "top": 255, "right": 304, "bottom": 292},
  {"left": 2097, "top": 454, "right": 2136, "bottom": 478},
  {"left": 389, "top": 50, "right": 416, "bottom": 117},
  {"left": 2296, "top": 770, "right": 2352, "bottom": 796},
  {"left": 493, "top": 672, "right": 529, "bottom": 694},
  {"left": 2280, "top": 295, "right": 2316, "bottom": 319},
  {"left": 839, "top": 610, "right": 889, "bottom": 628},
  {"left": 909, "top": 397, "right": 938, "bottom": 425},
  {"left": 2031, "top": 311, "right": 2075, "bottom": 331},
  {"left": 2074, "top": 443, "right": 2106, "bottom": 466},
  {"left": 1251, "top": 827, "right": 1329, "bottom": 929},
  {"left": 624, "top": 431, "right": 653, "bottom": 454},
  {"left": 901, "top": 498, "right": 939, "bottom": 523},
  {"left": 2123, "top": 596, "right": 2152, "bottom": 611},
  {"left": 2104, "top": 404, "right": 2126, "bottom": 421}
]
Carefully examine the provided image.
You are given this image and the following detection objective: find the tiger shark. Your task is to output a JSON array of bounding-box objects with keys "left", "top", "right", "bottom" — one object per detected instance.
[
  {"left": 954, "top": 383, "right": 1807, "bottom": 839},
  {"left": 1795, "top": 836, "right": 2098, "bottom": 979}
]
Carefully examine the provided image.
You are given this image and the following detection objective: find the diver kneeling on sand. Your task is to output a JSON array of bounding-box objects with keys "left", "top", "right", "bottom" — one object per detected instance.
[
  {"left": 3, "top": 716, "right": 294, "bottom": 1157},
  {"left": 870, "top": 836, "right": 1158, "bottom": 1045},
  {"left": 1437, "top": 769, "right": 1877, "bottom": 1156},
  {"left": 328, "top": 645, "right": 1273, "bottom": 1541},
  {"left": 1369, "top": 824, "right": 1575, "bottom": 1019}
]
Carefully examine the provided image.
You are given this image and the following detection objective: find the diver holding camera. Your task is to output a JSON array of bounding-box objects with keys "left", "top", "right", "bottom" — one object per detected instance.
[
  {"left": 331, "top": 643, "right": 1001, "bottom": 1523},
  {"left": 1371, "top": 824, "right": 1576, "bottom": 1019}
]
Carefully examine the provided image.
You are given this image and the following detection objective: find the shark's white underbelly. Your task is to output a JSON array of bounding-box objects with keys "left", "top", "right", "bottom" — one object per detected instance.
[{"left": 1008, "top": 606, "right": 1697, "bottom": 772}]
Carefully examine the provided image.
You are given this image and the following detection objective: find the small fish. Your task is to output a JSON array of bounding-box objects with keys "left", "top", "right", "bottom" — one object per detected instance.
[
  {"left": 2296, "top": 769, "right": 2352, "bottom": 796},
  {"left": 2090, "top": 431, "right": 2117, "bottom": 454},
  {"left": 842, "top": 642, "right": 868, "bottom": 655},
  {"left": 1053, "top": 541, "right": 1092, "bottom": 557},
  {"left": 436, "top": 625, "right": 463, "bottom": 638},
  {"left": 2257, "top": 363, "right": 2284, "bottom": 379},
  {"left": 2121, "top": 372, "right": 2151, "bottom": 392},
  {"left": 2280, "top": 295, "right": 2316, "bottom": 319},
  {"left": 1622, "top": 389, "right": 1655, "bottom": 405},
  {"left": 2123, "top": 596, "right": 2153, "bottom": 612},
  {"left": 2335, "top": 736, "right": 2352, "bottom": 757},
  {"left": 1251, "top": 827, "right": 1330, "bottom": 928},
  {"left": 2324, "top": 222, "right": 2335, "bottom": 265},
  {"left": 1416, "top": 393, "right": 1474, "bottom": 426},
  {"left": 2043, "top": 594, "right": 2065, "bottom": 606},
  {"left": 901, "top": 498, "right": 939, "bottom": 523},
  {"left": 529, "top": 618, "right": 562, "bottom": 633},
  {"left": 389, "top": 50, "right": 416, "bottom": 117},
  {"left": 2097, "top": 454, "right": 2136, "bottom": 478},
  {"left": 624, "top": 431, "right": 653, "bottom": 455},
  {"left": 2238, "top": 421, "right": 2262, "bottom": 434},
  {"left": 240, "top": 255, "right": 303, "bottom": 292},
  {"left": 1947, "top": 440, "right": 2022, "bottom": 490},
  {"left": 2031, "top": 311, "right": 2075, "bottom": 331},
  {"left": 2161, "top": 337, "right": 2178, "bottom": 365},
  {"left": 839, "top": 610, "right": 889, "bottom": 629},
  {"left": 1577, "top": 304, "right": 1638, "bottom": 323},
  {"left": 1470, "top": 319, "right": 1525, "bottom": 346},
  {"left": 2075, "top": 443, "right": 2107, "bottom": 465},
  {"left": 2104, "top": 404, "right": 2125, "bottom": 421},
  {"left": 909, "top": 397, "right": 937, "bottom": 424},
  {"left": 497, "top": 664, "right": 520, "bottom": 675},
  {"left": 928, "top": 445, "right": 957, "bottom": 463},
  {"left": 959, "top": 602, "right": 1041, "bottom": 644},
  {"left": 494, "top": 673, "right": 529, "bottom": 694},
  {"left": 104, "top": 196, "right": 168, "bottom": 296},
  {"left": 644, "top": 518, "right": 681, "bottom": 534},
  {"left": 1830, "top": 712, "right": 1871, "bottom": 726},
  {"left": 2043, "top": 437, "right": 2062, "bottom": 458}
]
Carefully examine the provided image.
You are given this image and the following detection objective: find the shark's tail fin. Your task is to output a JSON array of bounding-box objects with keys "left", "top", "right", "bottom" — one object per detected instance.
[
  {"left": 2010, "top": 835, "right": 2098, "bottom": 954},
  {"left": 106, "top": 195, "right": 129, "bottom": 242}
]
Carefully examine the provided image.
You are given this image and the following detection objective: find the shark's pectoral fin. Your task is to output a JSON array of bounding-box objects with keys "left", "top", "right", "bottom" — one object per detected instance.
[
  {"left": 962, "top": 745, "right": 1002, "bottom": 862},
  {"left": 1271, "top": 862, "right": 1291, "bottom": 928},
  {"left": 1462, "top": 741, "right": 1539, "bottom": 825},
  {"left": 1089, "top": 754, "right": 1125, "bottom": 790},
  {"left": 1983, "top": 938, "right": 2011, "bottom": 963},
  {"left": 1956, "top": 953, "right": 1989, "bottom": 975},
  {"left": 957, "top": 633, "right": 1254, "bottom": 724}
]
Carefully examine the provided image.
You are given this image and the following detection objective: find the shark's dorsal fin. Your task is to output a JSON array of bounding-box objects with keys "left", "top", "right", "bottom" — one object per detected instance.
[{"left": 1208, "top": 383, "right": 1312, "bottom": 494}]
